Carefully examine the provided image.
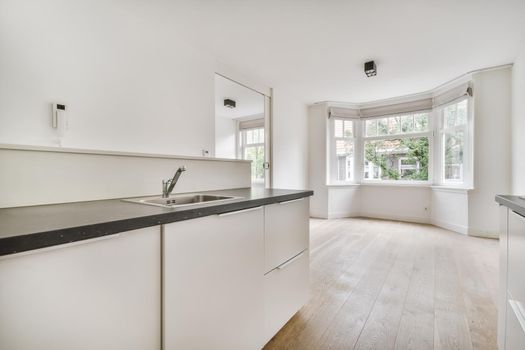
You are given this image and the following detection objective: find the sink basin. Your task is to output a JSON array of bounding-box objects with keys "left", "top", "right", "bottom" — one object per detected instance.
[{"left": 124, "top": 194, "right": 240, "bottom": 208}]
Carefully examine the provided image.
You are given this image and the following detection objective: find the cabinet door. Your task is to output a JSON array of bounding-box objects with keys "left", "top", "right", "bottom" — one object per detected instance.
[
  {"left": 0, "top": 227, "right": 161, "bottom": 350},
  {"left": 508, "top": 211, "right": 525, "bottom": 308},
  {"left": 263, "top": 249, "right": 309, "bottom": 344},
  {"left": 499, "top": 206, "right": 509, "bottom": 350},
  {"left": 264, "top": 198, "right": 309, "bottom": 272},
  {"left": 163, "top": 207, "right": 264, "bottom": 350},
  {"left": 506, "top": 297, "right": 525, "bottom": 350}
]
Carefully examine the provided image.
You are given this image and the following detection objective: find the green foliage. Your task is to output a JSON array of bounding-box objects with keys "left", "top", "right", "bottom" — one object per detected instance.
[{"left": 364, "top": 138, "right": 429, "bottom": 181}]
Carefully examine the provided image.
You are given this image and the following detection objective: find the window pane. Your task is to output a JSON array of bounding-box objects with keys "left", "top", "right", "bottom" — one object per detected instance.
[
  {"left": 401, "top": 115, "right": 414, "bottom": 133},
  {"left": 343, "top": 120, "right": 353, "bottom": 137},
  {"left": 246, "top": 130, "right": 253, "bottom": 144},
  {"left": 444, "top": 129, "right": 465, "bottom": 181},
  {"left": 456, "top": 99, "right": 468, "bottom": 125},
  {"left": 245, "top": 145, "right": 265, "bottom": 181},
  {"left": 377, "top": 118, "right": 388, "bottom": 135},
  {"left": 388, "top": 116, "right": 401, "bottom": 134},
  {"left": 334, "top": 119, "right": 343, "bottom": 138},
  {"left": 336, "top": 139, "right": 353, "bottom": 181},
  {"left": 365, "top": 120, "right": 377, "bottom": 137},
  {"left": 364, "top": 137, "right": 429, "bottom": 181},
  {"left": 414, "top": 113, "right": 429, "bottom": 132}
]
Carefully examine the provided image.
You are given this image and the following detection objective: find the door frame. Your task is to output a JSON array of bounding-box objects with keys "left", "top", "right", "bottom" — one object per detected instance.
[{"left": 214, "top": 72, "right": 273, "bottom": 188}]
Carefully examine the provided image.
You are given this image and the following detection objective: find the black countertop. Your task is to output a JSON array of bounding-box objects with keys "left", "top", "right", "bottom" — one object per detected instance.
[
  {"left": 496, "top": 195, "right": 525, "bottom": 218},
  {"left": 0, "top": 188, "right": 313, "bottom": 256}
]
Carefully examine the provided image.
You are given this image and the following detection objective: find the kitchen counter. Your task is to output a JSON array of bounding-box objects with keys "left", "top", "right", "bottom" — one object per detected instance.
[
  {"left": 495, "top": 195, "right": 525, "bottom": 218},
  {"left": 0, "top": 188, "right": 313, "bottom": 256}
]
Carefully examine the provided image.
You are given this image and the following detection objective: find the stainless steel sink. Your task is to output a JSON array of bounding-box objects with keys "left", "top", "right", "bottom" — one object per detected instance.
[{"left": 124, "top": 194, "right": 240, "bottom": 208}]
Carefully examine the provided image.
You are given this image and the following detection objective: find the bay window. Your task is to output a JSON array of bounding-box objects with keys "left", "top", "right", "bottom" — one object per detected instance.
[
  {"left": 327, "top": 84, "right": 472, "bottom": 187},
  {"left": 363, "top": 113, "right": 431, "bottom": 182}
]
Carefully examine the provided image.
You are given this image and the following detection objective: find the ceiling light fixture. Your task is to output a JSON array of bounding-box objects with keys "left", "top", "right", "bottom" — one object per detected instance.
[
  {"left": 224, "top": 98, "right": 236, "bottom": 109},
  {"left": 364, "top": 61, "right": 377, "bottom": 77}
]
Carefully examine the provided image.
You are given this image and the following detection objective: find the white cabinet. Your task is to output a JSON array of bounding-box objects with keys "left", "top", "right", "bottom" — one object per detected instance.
[
  {"left": 263, "top": 250, "right": 309, "bottom": 342},
  {"left": 263, "top": 197, "right": 310, "bottom": 345},
  {"left": 499, "top": 207, "right": 525, "bottom": 350},
  {"left": 264, "top": 198, "right": 309, "bottom": 272},
  {"left": 163, "top": 206, "right": 265, "bottom": 350},
  {"left": 0, "top": 227, "right": 161, "bottom": 350}
]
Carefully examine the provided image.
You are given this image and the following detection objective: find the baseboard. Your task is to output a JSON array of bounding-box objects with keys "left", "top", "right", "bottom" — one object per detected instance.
[
  {"left": 358, "top": 212, "right": 430, "bottom": 224},
  {"left": 430, "top": 218, "right": 468, "bottom": 235},
  {"left": 318, "top": 212, "right": 495, "bottom": 238},
  {"left": 468, "top": 228, "right": 499, "bottom": 239},
  {"left": 327, "top": 211, "right": 360, "bottom": 219},
  {"left": 325, "top": 211, "right": 429, "bottom": 223}
]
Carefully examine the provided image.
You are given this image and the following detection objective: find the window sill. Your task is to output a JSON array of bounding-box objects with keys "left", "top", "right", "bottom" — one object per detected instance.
[
  {"left": 430, "top": 185, "right": 473, "bottom": 193},
  {"left": 327, "top": 183, "right": 361, "bottom": 188},
  {"left": 360, "top": 181, "right": 431, "bottom": 188}
]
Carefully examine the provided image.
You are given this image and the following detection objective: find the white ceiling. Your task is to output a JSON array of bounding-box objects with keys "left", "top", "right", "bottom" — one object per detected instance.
[
  {"left": 215, "top": 74, "right": 265, "bottom": 119},
  {"left": 168, "top": 0, "right": 525, "bottom": 104}
]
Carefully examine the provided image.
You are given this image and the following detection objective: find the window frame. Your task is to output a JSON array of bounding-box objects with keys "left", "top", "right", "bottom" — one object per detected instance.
[
  {"left": 360, "top": 111, "right": 434, "bottom": 185},
  {"left": 329, "top": 117, "right": 357, "bottom": 184},
  {"left": 437, "top": 97, "right": 473, "bottom": 188},
  {"left": 239, "top": 126, "right": 265, "bottom": 183}
]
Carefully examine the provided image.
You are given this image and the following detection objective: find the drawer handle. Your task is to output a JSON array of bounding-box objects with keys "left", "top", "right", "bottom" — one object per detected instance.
[
  {"left": 277, "top": 251, "right": 306, "bottom": 270},
  {"left": 509, "top": 297, "right": 525, "bottom": 334},
  {"left": 218, "top": 206, "right": 262, "bottom": 217},
  {"left": 278, "top": 198, "right": 304, "bottom": 205}
]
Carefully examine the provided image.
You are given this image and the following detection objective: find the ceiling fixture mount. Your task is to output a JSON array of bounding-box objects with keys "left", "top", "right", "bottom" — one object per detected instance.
[
  {"left": 224, "top": 98, "right": 236, "bottom": 109},
  {"left": 364, "top": 60, "right": 377, "bottom": 77}
]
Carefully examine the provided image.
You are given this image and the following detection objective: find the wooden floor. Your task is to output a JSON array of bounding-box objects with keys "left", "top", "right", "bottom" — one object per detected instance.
[{"left": 264, "top": 218, "right": 499, "bottom": 350}]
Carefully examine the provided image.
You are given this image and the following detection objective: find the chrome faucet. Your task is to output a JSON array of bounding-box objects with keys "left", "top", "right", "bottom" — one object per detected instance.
[{"left": 162, "top": 166, "right": 187, "bottom": 198}]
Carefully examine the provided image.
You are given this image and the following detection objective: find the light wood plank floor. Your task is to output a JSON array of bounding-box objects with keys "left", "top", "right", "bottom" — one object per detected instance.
[{"left": 264, "top": 218, "right": 499, "bottom": 350}]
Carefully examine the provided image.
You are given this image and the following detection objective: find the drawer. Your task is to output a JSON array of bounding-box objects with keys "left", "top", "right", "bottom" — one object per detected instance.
[
  {"left": 264, "top": 197, "right": 309, "bottom": 272},
  {"left": 508, "top": 211, "right": 525, "bottom": 303},
  {"left": 506, "top": 295, "right": 525, "bottom": 350},
  {"left": 263, "top": 249, "right": 309, "bottom": 344}
]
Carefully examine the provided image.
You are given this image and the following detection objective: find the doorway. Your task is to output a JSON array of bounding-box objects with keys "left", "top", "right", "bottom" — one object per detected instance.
[{"left": 214, "top": 74, "right": 271, "bottom": 187}]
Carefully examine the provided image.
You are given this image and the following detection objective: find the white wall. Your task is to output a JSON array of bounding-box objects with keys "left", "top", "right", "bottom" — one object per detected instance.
[
  {"left": 468, "top": 68, "right": 512, "bottom": 237},
  {"left": 431, "top": 189, "right": 469, "bottom": 234},
  {"left": 0, "top": 0, "right": 313, "bottom": 193},
  {"left": 272, "top": 88, "right": 308, "bottom": 190},
  {"left": 360, "top": 185, "right": 431, "bottom": 223},
  {"left": 327, "top": 186, "right": 360, "bottom": 219},
  {"left": 0, "top": 145, "right": 251, "bottom": 208},
  {"left": 308, "top": 104, "right": 329, "bottom": 218},
  {"left": 215, "top": 116, "right": 237, "bottom": 159},
  {"left": 512, "top": 45, "right": 525, "bottom": 194},
  {"left": 0, "top": 0, "right": 215, "bottom": 157}
]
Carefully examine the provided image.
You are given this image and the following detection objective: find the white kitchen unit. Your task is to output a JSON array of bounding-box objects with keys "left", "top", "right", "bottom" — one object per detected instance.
[
  {"left": 163, "top": 206, "right": 266, "bottom": 350},
  {"left": 264, "top": 198, "right": 310, "bottom": 273},
  {"left": 263, "top": 197, "right": 310, "bottom": 343},
  {"left": 0, "top": 226, "right": 161, "bottom": 350},
  {"left": 499, "top": 205, "right": 525, "bottom": 350},
  {"left": 163, "top": 197, "right": 310, "bottom": 349}
]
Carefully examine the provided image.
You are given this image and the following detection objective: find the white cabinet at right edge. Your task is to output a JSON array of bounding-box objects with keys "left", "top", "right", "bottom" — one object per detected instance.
[{"left": 498, "top": 206, "right": 525, "bottom": 350}]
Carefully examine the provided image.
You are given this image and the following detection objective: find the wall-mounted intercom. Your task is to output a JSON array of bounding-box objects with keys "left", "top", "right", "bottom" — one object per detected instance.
[{"left": 52, "top": 103, "right": 68, "bottom": 139}]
